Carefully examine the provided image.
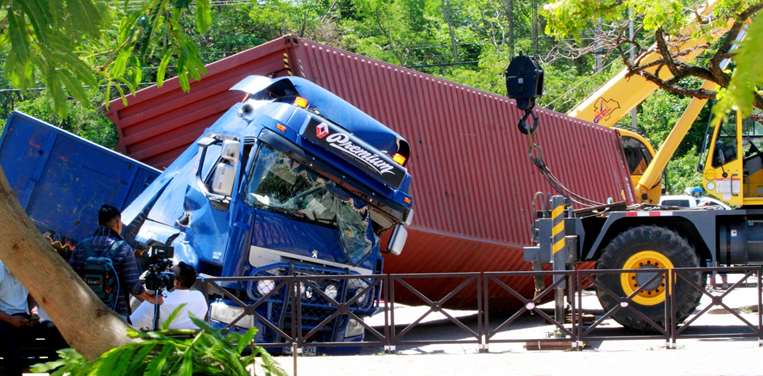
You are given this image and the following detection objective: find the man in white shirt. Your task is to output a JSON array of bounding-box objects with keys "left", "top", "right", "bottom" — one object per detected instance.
[
  {"left": 0, "top": 261, "right": 31, "bottom": 375},
  {"left": 130, "top": 262, "right": 208, "bottom": 330}
]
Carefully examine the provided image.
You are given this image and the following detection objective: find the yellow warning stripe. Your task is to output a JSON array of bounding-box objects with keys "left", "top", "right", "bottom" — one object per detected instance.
[
  {"left": 552, "top": 239, "right": 566, "bottom": 254},
  {"left": 283, "top": 53, "right": 293, "bottom": 75},
  {"left": 551, "top": 206, "right": 564, "bottom": 220},
  {"left": 552, "top": 221, "right": 564, "bottom": 237}
]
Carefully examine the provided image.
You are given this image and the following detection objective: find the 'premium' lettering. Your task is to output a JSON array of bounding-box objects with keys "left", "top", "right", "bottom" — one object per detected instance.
[{"left": 325, "top": 133, "right": 395, "bottom": 175}]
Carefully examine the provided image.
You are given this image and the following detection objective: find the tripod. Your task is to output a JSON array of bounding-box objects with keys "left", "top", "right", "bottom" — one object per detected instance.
[{"left": 151, "top": 288, "right": 166, "bottom": 331}]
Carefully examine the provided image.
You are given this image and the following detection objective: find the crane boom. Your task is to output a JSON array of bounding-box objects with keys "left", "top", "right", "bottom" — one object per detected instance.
[{"left": 567, "top": 0, "right": 725, "bottom": 127}]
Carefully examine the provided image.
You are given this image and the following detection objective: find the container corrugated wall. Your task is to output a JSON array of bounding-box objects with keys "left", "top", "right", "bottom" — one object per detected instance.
[{"left": 107, "top": 36, "right": 634, "bottom": 309}]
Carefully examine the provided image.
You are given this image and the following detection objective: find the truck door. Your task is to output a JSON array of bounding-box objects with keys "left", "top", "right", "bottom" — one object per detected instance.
[
  {"left": 741, "top": 111, "right": 763, "bottom": 201},
  {"left": 703, "top": 112, "right": 743, "bottom": 206},
  {"left": 181, "top": 137, "right": 249, "bottom": 271}
]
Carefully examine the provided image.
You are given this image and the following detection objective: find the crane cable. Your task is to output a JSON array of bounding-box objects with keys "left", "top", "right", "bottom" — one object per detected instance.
[{"left": 521, "top": 108, "right": 604, "bottom": 207}]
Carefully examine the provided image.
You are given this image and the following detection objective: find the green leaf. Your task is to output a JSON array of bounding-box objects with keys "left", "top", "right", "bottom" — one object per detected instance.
[
  {"left": 178, "top": 349, "right": 193, "bottom": 376},
  {"left": 195, "top": 0, "right": 212, "bottom": 33},
  {"left": 162, "top": 303, "right": 188, "bottom": 331},
  {"left": 111, "top": 47, "right": 134, "bottom": 79},
  {"left": 236, "top": 328, "right": 257, "bottom": 354},
  {"left": 146, "top": 345, "right": 173, "bottom": 376},
  {"left": 156, "top": 52, "right": 172, "bottom": 87},
  {"left": 254, "top": 346, "right": 288, "bottom": 376},
  {"left": 126, "top": 343, "right": 157, "bottom": 374},
  {"left": 714, "top": 12, "right": 763, "bottom": 122},
  {"left": 178, "top": 71, "right": 190, "bottom": 92}
]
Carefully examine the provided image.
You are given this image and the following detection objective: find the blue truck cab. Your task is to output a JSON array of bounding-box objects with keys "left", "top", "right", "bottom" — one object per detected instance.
[{"left": 121, "top": 76, "right": 414, "bottom": 343}]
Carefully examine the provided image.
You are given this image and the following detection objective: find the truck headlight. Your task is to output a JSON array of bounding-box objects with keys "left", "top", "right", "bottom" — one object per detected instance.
[
  {"left": 210, "top": 301, "right": 255, "bottom": 329},
  {"left": 324, "top": 284, "right": 338, "bottom": 300},
  {"left": 256, "top": 279, "right": 275, "bottom": 296},
  {"left": 348, "top": 279, "right": 369, "bottom": 302},
  {"left": 344, "top": 318, "right": 365, "bottom": 338}
]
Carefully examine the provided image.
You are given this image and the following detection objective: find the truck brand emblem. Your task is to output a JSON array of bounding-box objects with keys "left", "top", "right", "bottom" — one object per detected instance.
[
  {"left": 325, "top": 133, "right": 396, "bottom": 175},
  {"left": 316, "top": 123, "right": 330, "bottom": 139},
  {"left": 311, "top": 250, "right": 319, "bottom": 258},
  {"left": 303, "top": 118, "right": 406, "bottom": 188}
]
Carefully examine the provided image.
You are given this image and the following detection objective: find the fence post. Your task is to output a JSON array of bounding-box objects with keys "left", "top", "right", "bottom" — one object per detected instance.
[
  {"left": 758, "top": 266, "right": 762, "bottom": 347},
  {"left": 668, "top": 269, "right": 676, "bottom": 349},
  {"left": 478, "top": 272, "right": 487, "bottom": 353},
  {"left": 387, "top": 275, "right": 397, "bottom": 353},
  {"left": 568, "top": 270, "right": 579, "bottom": 350},
  {"left": 383, "top": 274, "right": 392, "bottom": 353}
]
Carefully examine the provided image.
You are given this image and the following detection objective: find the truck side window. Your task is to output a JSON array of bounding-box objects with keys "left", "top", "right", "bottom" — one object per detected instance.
[
  {"left": 712, "top": 113, "right": 738, "bottom": 168},
  {"left": 200, "top": 143, "right": 223, "bottom": 181},
  {"left": 622, "top": 137, "right": 651, "bottom": 175}
]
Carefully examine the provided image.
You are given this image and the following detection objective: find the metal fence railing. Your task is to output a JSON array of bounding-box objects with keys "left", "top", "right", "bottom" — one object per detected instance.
[{"left": 197, "top": 266, "right": 763, "bottom": 356}]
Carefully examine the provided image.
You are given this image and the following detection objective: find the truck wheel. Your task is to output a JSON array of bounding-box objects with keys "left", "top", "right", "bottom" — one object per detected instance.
[{"left": 595, "top": 225, "right": 703, "bottom": 331}]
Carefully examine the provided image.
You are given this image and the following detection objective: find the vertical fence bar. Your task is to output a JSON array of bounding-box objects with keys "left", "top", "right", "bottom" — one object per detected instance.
[
  {"left": 758, "top": 267, "right": 762, "bottom": 347},
  {"left": 483, "top": 273, "right": 491, "bottom": 351},
  {"left": 478, "top": 272, "right": 486, "bottom": 353},
  {"left": 568, "top": 270, "right": 577, "bottom": 349},
  {"left": 664, "top": 269, "right": 671, "bottom": 348},
  {"left": 575, "top": 269, "right": 582, "bottom": 345},
  {"left": 669, "top": 269, "right": 677, "bottom": 348},
  {"left": 290, "top": 279, "right": 299, "bottom": 376},
  {"left": 383, "top": 274, "right": 391, "bottom": 352},
  {"left": 389, "top": 275, "right": 397, "bottom": 352}
]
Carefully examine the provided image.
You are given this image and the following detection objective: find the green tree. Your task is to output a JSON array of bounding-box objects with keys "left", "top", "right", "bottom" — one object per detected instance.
[
  {"left": 1, "top": 0, "right": 214, "bottom": 114},
  {"left": 542, "top": 0, "right": 763, "bottom": 118}
]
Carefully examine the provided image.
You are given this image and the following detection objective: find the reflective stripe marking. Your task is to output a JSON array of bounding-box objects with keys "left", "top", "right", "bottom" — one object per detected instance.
[
  {"left": 551, "top": 206, "right": 565, "bottom": 220},
  {"left": 552, "top": 221, "right": 565, "bottom": 237},
  {"left": 625, "top": 211, "right": 674, "bottom": 217},
  {"left": 552, "top": 239, "right": 566, "bottom": 254}
]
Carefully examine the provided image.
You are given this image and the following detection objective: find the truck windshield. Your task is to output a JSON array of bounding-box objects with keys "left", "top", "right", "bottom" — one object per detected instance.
[{"left": 245, "top": 144, "right": 375, "bottom": 264}]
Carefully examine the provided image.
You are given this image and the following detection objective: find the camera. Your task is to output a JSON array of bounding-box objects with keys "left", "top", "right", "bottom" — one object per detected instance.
[{"left": 141, "top": 242, "right": 176, "bottom": 292}]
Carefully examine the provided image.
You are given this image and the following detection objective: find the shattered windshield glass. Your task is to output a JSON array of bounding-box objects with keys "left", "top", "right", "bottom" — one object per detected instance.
[{"left": 245, "top": 144, "right": 376, "bottom": 264}]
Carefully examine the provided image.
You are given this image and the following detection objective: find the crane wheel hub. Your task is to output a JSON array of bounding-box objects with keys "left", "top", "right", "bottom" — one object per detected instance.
[{"left": 620, "top": 250, "right": 674, "bottom": 306}]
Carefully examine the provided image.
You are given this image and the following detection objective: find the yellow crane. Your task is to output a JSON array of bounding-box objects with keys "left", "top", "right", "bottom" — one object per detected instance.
[
  {"left": 517, "top": 1, "right": 763, "bottom": 332},
  {"left": 566, "top": 0, "right": 735, "bottom": 204}
]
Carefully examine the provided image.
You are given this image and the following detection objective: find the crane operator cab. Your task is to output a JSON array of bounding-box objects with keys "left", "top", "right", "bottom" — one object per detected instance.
[{"left": 702, "top": 110, "right": 763, "bottom": 206}]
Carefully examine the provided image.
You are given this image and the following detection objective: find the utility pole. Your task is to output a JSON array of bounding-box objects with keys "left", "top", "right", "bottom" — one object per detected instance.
[
  {"left": 629, "top": 7, "right": 639, "bottom": 130},
  {"left": 532, "top": 0, "right": 539, "bottom": 55},
  {"left": 594, "top": 18, "right": 603, "bottom": 72},
  {"left": 505, "top": 0, "right": 514, "bottom": 58}
]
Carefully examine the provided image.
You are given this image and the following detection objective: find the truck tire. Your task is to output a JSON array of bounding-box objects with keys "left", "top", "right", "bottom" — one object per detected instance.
[{"left": 596, "top": 225, "right": 703, "bottom": 332}]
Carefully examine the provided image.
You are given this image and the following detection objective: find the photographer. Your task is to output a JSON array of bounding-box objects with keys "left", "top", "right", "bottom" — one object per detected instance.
[
  {"left": 70, "top": 205, "right": 162, "bottom": 318},
  {"left": 130, "top": 262, "right": 208, "bottom": 330}
]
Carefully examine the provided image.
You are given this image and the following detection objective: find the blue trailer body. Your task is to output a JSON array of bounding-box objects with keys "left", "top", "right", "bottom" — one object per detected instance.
[{"left": 0, "top": 111, "right": 160, "bottom": 242}]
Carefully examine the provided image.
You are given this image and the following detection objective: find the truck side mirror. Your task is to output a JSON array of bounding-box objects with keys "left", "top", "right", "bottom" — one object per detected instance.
[
  {"left": 211, "top": 162, "right": 235, "bottom": 196},
  {"left": 210, "top": 139, "right": 241, "bottom": 197},
  {"left": 221, "top": 139, "right": 241, "bottom": 163},
  {"left": 386, "top": 224, "right": 408, "bottom": 256}
]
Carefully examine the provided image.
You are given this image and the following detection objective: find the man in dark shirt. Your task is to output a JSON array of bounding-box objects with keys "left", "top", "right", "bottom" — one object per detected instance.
[{"left": 70, "top": 205, "right": 161, "bottom": 318}]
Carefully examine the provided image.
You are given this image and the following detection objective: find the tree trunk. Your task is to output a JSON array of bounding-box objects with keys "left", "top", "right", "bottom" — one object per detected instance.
[{"left": 0, "top": 168, "right": 132, "bottom": 360}]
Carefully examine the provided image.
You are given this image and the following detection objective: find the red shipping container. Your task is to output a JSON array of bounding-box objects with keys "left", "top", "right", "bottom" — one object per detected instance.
[{"left": 107, "top": 36, "right": 634, "bottom": 310}]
